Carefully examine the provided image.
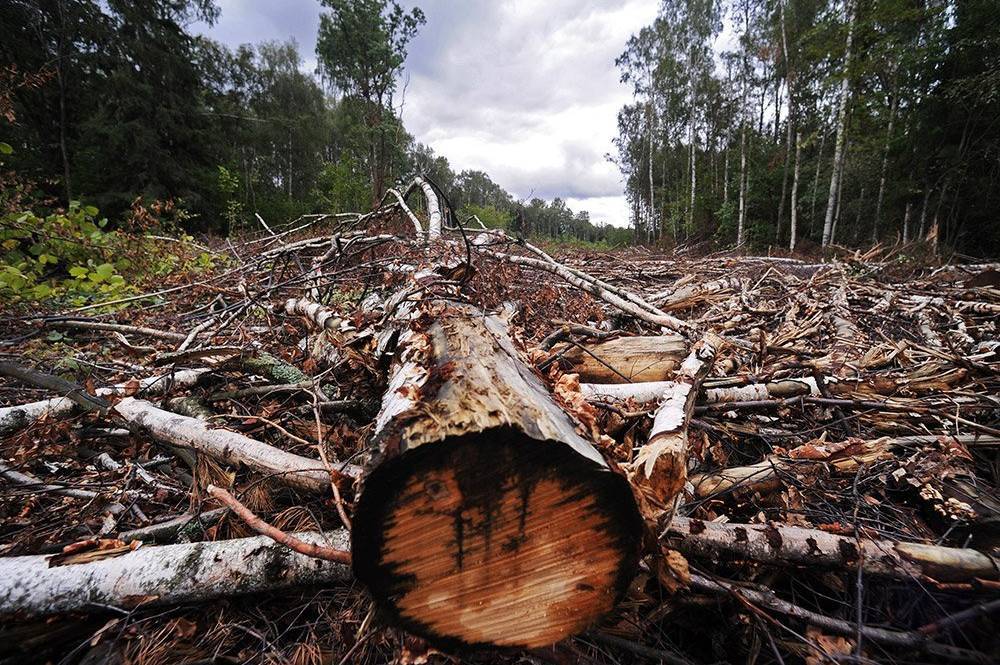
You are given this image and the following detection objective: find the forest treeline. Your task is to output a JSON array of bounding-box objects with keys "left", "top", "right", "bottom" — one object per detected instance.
[
  {"left": 1, "top": 0, "right": 628, "bottom": 245},
  {"left": 615, "top": 0, "right": 1000, "bottom": 256}
]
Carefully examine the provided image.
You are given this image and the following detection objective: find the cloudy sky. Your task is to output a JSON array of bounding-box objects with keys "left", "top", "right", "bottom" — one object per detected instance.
[{"left": 197, "top": 0, "right": 660, "bottom": 226}]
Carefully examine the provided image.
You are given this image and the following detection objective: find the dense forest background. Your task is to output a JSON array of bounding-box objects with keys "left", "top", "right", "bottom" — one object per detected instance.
[
  {"left": 1, "top": 0, "right": 623, "bottom": 245},
  {"left": 615, "top": 0, "right": 1000, "bottom": 256},
  {"left": 2, "top": 0, "right": 999, "bottom": 256}
]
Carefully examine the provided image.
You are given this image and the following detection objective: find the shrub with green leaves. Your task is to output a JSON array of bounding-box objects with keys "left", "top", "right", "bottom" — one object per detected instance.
[{"left": 0, "top": 202, "right": 131, "bottom": 305}]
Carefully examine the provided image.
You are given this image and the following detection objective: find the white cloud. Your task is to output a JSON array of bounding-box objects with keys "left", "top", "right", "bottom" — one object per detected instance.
[
  {"left": 198, "top": 0, "right": 659, "bottom": 227},
  {"left": 401, "top": 0, "right": 658, "bottom": 224}
]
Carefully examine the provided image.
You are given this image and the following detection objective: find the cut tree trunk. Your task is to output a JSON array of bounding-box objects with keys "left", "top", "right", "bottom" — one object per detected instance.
[
  {"left": 627, "top": 334, "right": 723, "bottom": 518},
  {"left": 0, "top": 530, "right": 350, "bottom": 616},
  {"left": 351, "top": 294, "right": 643, "bottom": 649},
  {"left": 556, "top": 335, "right": 686, "bottom": 383}
]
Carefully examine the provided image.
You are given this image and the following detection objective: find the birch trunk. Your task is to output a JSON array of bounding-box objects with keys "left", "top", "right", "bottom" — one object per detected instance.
[
  {"left": 0, "top": 531, "right": 350, "bottom": 616},
  {"left": 664, "top": 517, "right": 998, "bottom": 582},
  {"left": 821, "top": 0, "right": 856, "bottom": 246},
  {"left": 414, "top": 176, "right": 442, "bottom": 240},
  {"left": 352, "top": 291, "right": 642, "bottom": 648},
  {"left": 873, "top": 73, "right": 899, "bottom": 240},
  {"left": 789, "top": 128, "right": 802, "bottom": 250},
  {"left": 627, "top": 334, "right": 723, "bottom": 518}
]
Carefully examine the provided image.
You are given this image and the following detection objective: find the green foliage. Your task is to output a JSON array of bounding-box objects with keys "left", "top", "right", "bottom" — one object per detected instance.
[
  {"left": 216, "top": 165, "right": 244, "bottom": 231},
  {"left": 312, "top": 157, "right": 370, "bottom": 214},
  {"left": 0, "top": 203, "right": 130, "bottom": 304},
  {"left": 462, "top": 204, "right": 510, "bottom": 230},
  {"left": 0, "top": 200, "right": 221, "bottom": 307}
]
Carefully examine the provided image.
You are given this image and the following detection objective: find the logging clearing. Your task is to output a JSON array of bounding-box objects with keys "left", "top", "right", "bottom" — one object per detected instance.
[
  {"left": 3, "top": 0, "right": 1000, "bottom": 662},
  {"left": 1, "top": 184, "right": 998, "bottom": 663}
]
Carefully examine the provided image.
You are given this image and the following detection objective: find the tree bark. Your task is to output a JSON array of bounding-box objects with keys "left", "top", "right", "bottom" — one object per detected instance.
[
  {"left": 0, "top": 530, "right": 350, "bottom": 617},
  {"left": 822, "top": 0, "right": 856, "bottom": 246},
  {"left": 351, "top": 289, "right": 642, "bottom": 649},
  {"left": 790, "top": 128, "right": 802, "bottom": 250},
  {"left": 664, "top": 517, "right": 998, "bottom": 582},
  {"left": 628, "top": 334, "right": 723, "bottom": 517},
  {"left": 874, "top": 70, "right": 899, "bottom": 241}
]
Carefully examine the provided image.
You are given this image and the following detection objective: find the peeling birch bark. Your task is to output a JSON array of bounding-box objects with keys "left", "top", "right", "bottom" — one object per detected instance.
[
  {"left": 627, "top": 334, "right": 724, "bottom": 517},
  {"left": 352, "top": 292, "right": 642, "bottom": 649},
  {"left": 0, "top": 530, "right": 350, "bottom": 616},
  {"left": 664, "top": 517, "right": 998, "bottom": 582}
]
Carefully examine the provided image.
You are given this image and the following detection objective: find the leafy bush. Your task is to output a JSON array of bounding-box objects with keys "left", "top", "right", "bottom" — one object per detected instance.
[
  {"left": 0, "top": 200, "right": 221, "bottom": 307},
  {"left": 0, "top": 203, "right": 130, "bottom": 303}
]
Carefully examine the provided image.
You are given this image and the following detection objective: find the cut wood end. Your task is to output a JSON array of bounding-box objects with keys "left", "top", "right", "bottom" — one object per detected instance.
[{"left": 352, "top": 428, "right": 642, "bottom": 648}]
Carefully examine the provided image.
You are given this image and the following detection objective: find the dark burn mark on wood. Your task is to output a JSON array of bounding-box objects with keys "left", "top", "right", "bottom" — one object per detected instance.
[
  {"left": 762, "top": 525, "right": 783, "bottom": 551},
  {"left": 806, "top": 537, "right": 822, "bottom": 557},
  {"left": 689, "top": 518, "right": 706, "bottom": 535},
  {"left": 734, "top": 527, "right": 748, "bottom": 542},
  {"left": 838, "top": 539, "right": 860, "bottom": 563}
]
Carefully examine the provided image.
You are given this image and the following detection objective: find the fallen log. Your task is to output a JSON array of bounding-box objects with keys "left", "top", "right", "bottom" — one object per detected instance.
[
  {"left": 0, "top": 368, "right": 208, "bottom": 437},
  {"left": 351, "top": 294, "right": 643, "bottom": 649},
  {"left": 111, "top": 398, "right": 361, "bottom": 493},
  {"left": 0, "top": 530, "right": 350, "bottom": 616},
  {"left": 557, "top": 335, "right": 686, "bottom": 383},
  {"left": 665, "top": 517, "right": 999, "bottom": 582}
]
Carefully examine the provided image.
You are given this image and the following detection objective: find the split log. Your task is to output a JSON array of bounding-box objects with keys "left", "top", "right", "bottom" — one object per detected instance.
[
  {"left": 0, "top": 530, "right": 350, "bottom": 616},
  {"left": 665, "top": 517, "right": 999, "bottom": 583},
  {"left": 627, "top": 334, "right": 724, "bottom": 516},
  {"left": 557, "top": 335, "right": 686, "bottom": 383},
  {"left": 351, "top": 296, "right": 643, "bottom": 649}
]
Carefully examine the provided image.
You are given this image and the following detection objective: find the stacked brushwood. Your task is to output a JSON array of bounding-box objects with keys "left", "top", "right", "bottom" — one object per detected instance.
[{"left": 1, "top": 186, "right": 999, "bottom": 664}]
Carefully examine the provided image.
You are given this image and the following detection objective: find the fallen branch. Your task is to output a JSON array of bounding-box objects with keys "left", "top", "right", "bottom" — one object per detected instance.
[
  {"left": 207, "top": 485, "right": 350, "bottom": 563},
  {"left": 112, "top": 397, "right": 361, "bottom": 493},
  {"left": 0, "top": 529, "right": 350, "bottom": 616},
  {"left": 665, "top": 517, "right": 999, "bottom": 582}
]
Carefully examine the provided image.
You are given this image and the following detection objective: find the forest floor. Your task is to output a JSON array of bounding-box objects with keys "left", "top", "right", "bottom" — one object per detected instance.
[{"left": 1, "top": 217, "right": 998, "bottom": 664}]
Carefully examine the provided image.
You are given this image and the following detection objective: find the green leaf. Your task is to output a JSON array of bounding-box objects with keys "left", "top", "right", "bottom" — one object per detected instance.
[
  {"left": 0, "top": 142, "right": 12, "bottom": 155},
  {"left": 84, "top": 205, "right": 99, "bottom": 217},
  {"left": 46, "top": 330, "right": 64, "bottom": 342},
  {"left": 33, "top": 284, "right": 53, "bottom": 299},
  {"left": 95, "top": 263, "right": 115, "bottom": 280},
  {"left": 69, "top": 266, "right": 89, "bottom": 278}
]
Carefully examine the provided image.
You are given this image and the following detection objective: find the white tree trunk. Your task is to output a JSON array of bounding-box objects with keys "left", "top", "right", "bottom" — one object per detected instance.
[
  {"left": 414, "top": 176, "right": 442, "bottom": 240},
  {"left": 0, "top": 369, "right": 207, "bottom": 437},
  {"left": 789, "top": 129, "right": 802, "bottom": 251},
  {"left": 0, "top": 530, "right": 350, "bottom": 616},
  {"left": 821, "top": 0, "right": 857, "bottom": 246},
  {"left": 112, "top": 397, "right": 360, "bottom": 492},
  {"left": 873, "top": 74, "right": 899, "bottom": 240}
]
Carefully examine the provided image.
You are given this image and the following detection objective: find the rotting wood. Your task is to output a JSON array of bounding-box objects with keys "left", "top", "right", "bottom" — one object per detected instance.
[{"left": 351, "top": 282, "right": 643, "bottom": 649}]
